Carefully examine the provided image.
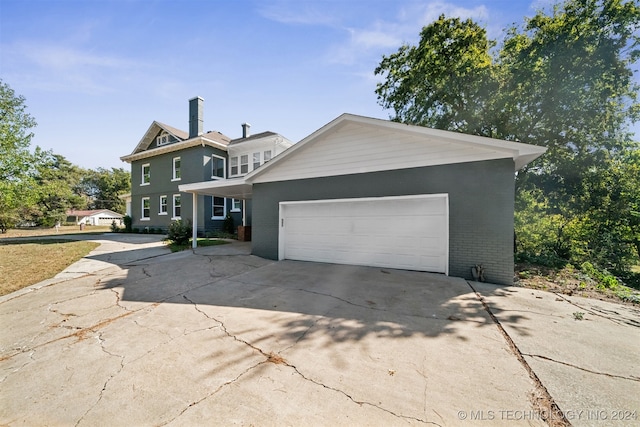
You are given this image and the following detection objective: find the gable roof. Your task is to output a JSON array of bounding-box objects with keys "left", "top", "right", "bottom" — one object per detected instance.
[
  {"left": 120, "top": 121, "right": 231, "bottom": 163},
  {"left": 246, "top": 113, "right": 546, "bottom": 184},
  {"left": 180, "top": 113, "right": 546, "bottom": 200},
  {"left": 66, "top": 209, "right": 123, "bottom": 217}
]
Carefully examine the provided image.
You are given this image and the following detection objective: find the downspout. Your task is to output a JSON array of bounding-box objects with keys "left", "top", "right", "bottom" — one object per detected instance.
[{"left": 191, "top": 193, "right": 198, "bottom": 248}]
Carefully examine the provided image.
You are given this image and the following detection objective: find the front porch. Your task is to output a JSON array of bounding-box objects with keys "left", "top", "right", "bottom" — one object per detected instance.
[{"left": 179, "top": 178, "right": 253, "bottom": 248}]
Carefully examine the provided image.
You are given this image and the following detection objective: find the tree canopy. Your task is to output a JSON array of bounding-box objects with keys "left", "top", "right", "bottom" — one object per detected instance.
[
  {"left": 0, "top": 80, "right": 131, "bottom": 231},
  {"left": 375, "top": 0, "right": 640, "bottom": 274}
]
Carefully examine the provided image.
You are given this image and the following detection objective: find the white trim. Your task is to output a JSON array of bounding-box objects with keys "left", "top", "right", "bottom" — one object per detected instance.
[
  {"left": 180, "top": 178, "right": 253, "bottom": 200},
  {"left": 211, "top": 196, "right": 227, "bottom": 220},
  {"left": 211, "top": 154, "right": 226, "bottom": 179},
  {"left": 246, "top": 113, "right": 546, "bottom": 184},
  {"left": 278, "top": 194, "right": 449, "bottom": 275},
  {"left": 141, "top": 196, "right": 150, "bottom": 220},
  {"left": 172, "top": 194, "right": 181, "bottom": 220},
  {"left": 172, "top": 156, "right": 181, "bottom": 181},
  {"left": 231, "top": 198, "right": 242, "bottom": 212},
  {"left": 191, "top": 193, "right": 198, "bottom": 248},
  {"left": 159, "top": 195, "right": 168, "bottom": 215},
  {"left": 157, "top": 132, "right": 170, "bottom": 146},
  {"left": 141, "top": 163, "right": 150, "bottom": 185},
  {"left": 121, "top": 132, "right": 229, "bottom": 163}
]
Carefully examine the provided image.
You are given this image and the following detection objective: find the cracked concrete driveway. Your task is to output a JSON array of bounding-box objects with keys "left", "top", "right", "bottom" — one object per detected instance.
[{"left": 1, "top": 235, "right": 638, "bottom": 426}]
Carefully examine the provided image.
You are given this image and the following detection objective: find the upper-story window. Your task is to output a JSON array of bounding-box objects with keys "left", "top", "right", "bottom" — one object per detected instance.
[
  {"left": 141, "top": 163, "right": 150, "bottom": 185},
  {"left": 230, "top": 157, "right": 238, "bottom": 176},
  {"left": 212, "top": 155, "right": 225, "bottom": 179},
  {"left": 156, "top": 132, "right": 170, "bottom": 146},
  {"left": 240, "top": 155, "right": 249, "bottom": 174},
  {"left": 230, "top": 150, "right": 272, "bottom": 177},
  {"left": 172, "top": 157, "right": 181, "bottom": 181}
]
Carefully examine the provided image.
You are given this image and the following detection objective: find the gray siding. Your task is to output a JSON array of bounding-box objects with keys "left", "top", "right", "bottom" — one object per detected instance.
[
  {"left": 130, "top": 145, "right": 230, "bottom": 233},
  {"left": 251, "top": 158, "right": 515, "bottom": 285}
]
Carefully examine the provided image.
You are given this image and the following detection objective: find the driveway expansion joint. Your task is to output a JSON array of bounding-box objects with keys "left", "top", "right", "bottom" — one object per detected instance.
[{"left": 467, "top": 281, "right": 571, "bottom": 427}]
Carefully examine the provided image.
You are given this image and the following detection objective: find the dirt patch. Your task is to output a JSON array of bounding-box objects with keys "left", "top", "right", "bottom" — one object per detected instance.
[
  {"left": 266, "top": 352, "right": 288, "bottom": 365},
  {"left": 515, "top": 263, "right": 639, "bottom": 306}
]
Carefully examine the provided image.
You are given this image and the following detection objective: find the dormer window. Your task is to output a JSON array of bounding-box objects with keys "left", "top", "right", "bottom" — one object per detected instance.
[{"left": 156, "top": 132, "right": 170, "bottom": 146}]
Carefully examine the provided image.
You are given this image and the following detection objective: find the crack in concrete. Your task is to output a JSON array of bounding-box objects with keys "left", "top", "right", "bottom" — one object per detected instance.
[
  {"left": 552, "top": 293, "right": 640, "bottom": 327},
  {"left": 522, "top": 353, "right": 640, "bottom": 382},
  {"left": 0, "top": 350, "right": 35, "bottom": 384},
  {"left": 75, "top": 331, "right": 126, "bottom": 427},
  {"left": 179, "top": 294, "right": 437, "bottom": 425},
  {"left": 467, "top": 281, "right": 571, "bottom": 427}
]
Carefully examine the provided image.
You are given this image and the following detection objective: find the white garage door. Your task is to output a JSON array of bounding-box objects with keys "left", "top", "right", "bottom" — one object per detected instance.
[{"left": 278, "top": 194, "right": 448, "bottom": 274}]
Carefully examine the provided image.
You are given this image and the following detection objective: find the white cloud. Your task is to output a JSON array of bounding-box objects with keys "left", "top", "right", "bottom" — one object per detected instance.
[
  {"left": 258, "top": 1, "right": 339, "bottom": 26},
  {"left": 326, "top": 1, "right": 489, "bottom": 66},
  {"left": 2, "top": 41, "right": 142, "bottom": 95}
]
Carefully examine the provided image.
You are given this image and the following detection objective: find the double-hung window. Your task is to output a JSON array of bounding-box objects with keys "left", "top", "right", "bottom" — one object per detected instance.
[
  {"left": 159, "top": 195, "right": 167, "bottom": 215},
  {"left": 141, "top": 164, "right": 150, "bottom": 185},
  {"left": 212, "top": 197, "right": 226, "bottom": 219},
  {"left": 212, "top": 155, "right": 225, "bottom": 179},
  {"left": 141, "top": 197, "right": 150, "bottom": 220},
  {"left": 240, "top": 155, "right": 249, "bottom": 174},
  {"left": 231, "top": 199, "right": 242, "bottom": 212},
  {"left": 172, "top": 195, "right": 181, "bottom": 219},
  {"left": 264, "top": 150, "right": 272, "bottom": 162},
  {"left": 252, "top": 152, "right": 261, "bottom": 170},
  {"left": 172, "top": 157, "right": 181, "bottom": 181},
  {"left": 230, "top": 157, "right": 238, "bottom": 176}
]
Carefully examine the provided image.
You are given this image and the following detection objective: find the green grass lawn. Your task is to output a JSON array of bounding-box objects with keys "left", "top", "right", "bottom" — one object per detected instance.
[{"left": 0, "top": 239, "right": 100, "bottom": 296}]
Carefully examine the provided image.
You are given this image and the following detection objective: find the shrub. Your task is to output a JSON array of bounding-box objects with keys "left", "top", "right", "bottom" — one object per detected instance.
[
  {"left": 123, "top": 215, "right": 132, "bottom": 232},
  {"left": 223, "top": 213, "right": 235, "bottom": 234},
  {"left": 167, "top": 220, "right": 192, "bottom": 245}
]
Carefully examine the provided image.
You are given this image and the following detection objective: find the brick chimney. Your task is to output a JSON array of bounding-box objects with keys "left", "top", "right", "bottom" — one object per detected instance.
[
  {"left": 189, "top": 97, "right": 204, "bottom": 138},
  {"left": 242, "top": 122, "right": 251, "bottom": 138}
]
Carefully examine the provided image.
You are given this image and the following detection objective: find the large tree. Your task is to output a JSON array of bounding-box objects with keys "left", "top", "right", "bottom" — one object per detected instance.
[
  {"left": 375, "top": 15, "right": 497, "bottom": 135},
  {"left": 80, "top": 167, "right": 131, "bottom": 214},
  {"left": 29, "top": 153, "right": 87, "bottom": 227},
  {"left": 375, "top": 0, "right": 640, "bottom": 272},
  {"left": 0, "top": 80, "right": 44, "bottom": 231}
]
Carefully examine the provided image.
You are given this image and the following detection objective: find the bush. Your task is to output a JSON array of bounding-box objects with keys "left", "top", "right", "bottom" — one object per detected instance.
[
  {"left": 167, "top": 220, "right": 192, "bottom": 245},
  {"left": 110, "top": 220, "right": 119, "bottom": 233},
  {"left": 580, "top": 262, "right": 619, "bottom": 289},
  {"left": 223, "top": 213, "right": 235, "bottom": 234},
  {"left": 123, "top": 215, "right": 132, "bottom": 233}
]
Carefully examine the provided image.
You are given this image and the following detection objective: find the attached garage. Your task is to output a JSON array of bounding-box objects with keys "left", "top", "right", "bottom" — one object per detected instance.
[
  {"left": 279, "top": 195, "right": 448, "bottom": 273},
  {"left": 181, "top": 113, "right": 546, "bottom": 285}
]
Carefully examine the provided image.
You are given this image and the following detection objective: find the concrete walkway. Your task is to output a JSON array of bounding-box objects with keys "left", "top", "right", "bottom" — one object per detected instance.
[{"left": 1, "top": 235, "right": 638, "bottom": 426}]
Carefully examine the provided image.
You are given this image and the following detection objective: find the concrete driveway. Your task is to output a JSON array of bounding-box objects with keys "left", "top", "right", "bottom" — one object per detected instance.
[{"left": 1, "top": 235, "right": 638, "bottom": 426}]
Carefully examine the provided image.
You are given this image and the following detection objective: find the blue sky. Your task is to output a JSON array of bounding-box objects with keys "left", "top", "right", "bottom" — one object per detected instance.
[{"left": 1, "top": 0, "right": 637, "bottom": 170}]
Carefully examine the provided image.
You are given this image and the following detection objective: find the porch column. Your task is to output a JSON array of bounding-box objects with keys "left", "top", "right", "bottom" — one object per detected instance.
[
  {"left": 192, "top": 192, "right": 198, "bottom": 248},
  {"left": 242, "top": 200, "right": 246, "bottom": 226}
]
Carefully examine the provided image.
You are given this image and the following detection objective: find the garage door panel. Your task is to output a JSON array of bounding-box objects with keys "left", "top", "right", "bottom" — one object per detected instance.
[{"left": 280, "top": 195, "right": 448, "bottom": 274}]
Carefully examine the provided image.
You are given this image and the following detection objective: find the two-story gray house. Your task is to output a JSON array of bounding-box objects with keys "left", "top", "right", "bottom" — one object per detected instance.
[{"left": 120, "top": 97, "right": 292, "bottom": 235}]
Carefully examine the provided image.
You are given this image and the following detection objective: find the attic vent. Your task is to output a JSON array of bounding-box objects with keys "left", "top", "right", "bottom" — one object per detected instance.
[{"left": 157, "top": 132, "right": 170, "bottom": 146}]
